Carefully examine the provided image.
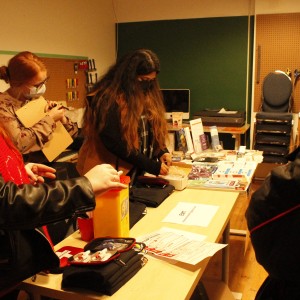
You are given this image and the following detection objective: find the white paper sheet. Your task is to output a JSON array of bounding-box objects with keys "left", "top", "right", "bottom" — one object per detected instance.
[
  {"left": 137, "top": 227, "right": 226, "bottom": 265},
  {"left": 162, "top": 202, "right": 219, "bottom": 227}
]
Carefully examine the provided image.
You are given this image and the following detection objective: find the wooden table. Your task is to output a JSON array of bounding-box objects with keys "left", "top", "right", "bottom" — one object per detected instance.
[
  {"left": 20, "top": 189, "right": 239, "bottom": 300},
  {"left": 203, "top": 124, "right": 250, "bottom": 150}
]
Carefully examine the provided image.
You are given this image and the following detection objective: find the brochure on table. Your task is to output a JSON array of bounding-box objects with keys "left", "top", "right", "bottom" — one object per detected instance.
[
  {"left": 187, "top": 161, "right": 258, "bottom": 191},
  {"left": 172, "top": 149, "right": 263, "bottom": 191},
  {"left": 137, "top": 227, "right": 226, "bottom": 266},
  {"left": 190, "top": 118, "right": 208, "bottom": 153}
]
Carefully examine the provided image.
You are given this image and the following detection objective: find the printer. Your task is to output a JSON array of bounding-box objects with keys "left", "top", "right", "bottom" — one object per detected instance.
[{"left": 193, "top": 109, "right": 245, "bottom": 127}]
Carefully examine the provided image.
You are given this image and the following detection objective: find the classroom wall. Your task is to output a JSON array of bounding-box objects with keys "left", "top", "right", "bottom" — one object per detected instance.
[
  {"left": 1, "top": 0, "right": 299, "bottom": 92},
  {"left": 1, "top": 0, "right": 299, "bottom": 98},
  {"left": 0, "top": 0, "right": 116, "bottom": 83},
  {"left": 255, "top": 0, "right": 300, "bottom": 14},
  {"left": 114, "top": 0, "right": 253, "bottom": 22},
  {"left": 113, "top": 0, "right": 300, "bottom": 22}
]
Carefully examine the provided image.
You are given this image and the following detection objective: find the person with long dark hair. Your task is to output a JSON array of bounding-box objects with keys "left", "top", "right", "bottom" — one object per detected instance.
[{"left": 77, "top": 49, "right": 172, "bottom": 179}]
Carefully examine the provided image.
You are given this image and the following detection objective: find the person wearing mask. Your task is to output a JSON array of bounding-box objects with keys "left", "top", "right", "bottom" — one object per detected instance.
[
  {"left": 245, "top": 148, "right": 300, "bottom": 299},
  {"left": 77, "top": 49, "right": 172, "bottom": 180},
  {"left": 0, "top": 51, "right": 78, "bottom": 163},
  {"left": 0, "top": 122, "right": 126, "bottom": 297},
  {"left": 0, "top": 51, "right": 84, "bottom": 245}
]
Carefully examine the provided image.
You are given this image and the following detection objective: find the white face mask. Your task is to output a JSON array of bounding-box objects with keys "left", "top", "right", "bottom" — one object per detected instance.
[{"left": 24, "top": 83, "right": 46, "bottom": 99}]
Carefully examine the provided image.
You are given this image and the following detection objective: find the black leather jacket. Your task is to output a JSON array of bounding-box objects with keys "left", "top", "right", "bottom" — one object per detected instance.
[
  {"left": 0, "top": 175, "right": 95, "bottom": 290},
  {"left": 246, "top": 155, "right": 300, "bottom": 284}
]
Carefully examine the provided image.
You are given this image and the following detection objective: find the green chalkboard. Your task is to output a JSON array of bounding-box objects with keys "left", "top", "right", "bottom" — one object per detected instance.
[{"left": 117, "top": 16, "right": 252, "bottom": 119}]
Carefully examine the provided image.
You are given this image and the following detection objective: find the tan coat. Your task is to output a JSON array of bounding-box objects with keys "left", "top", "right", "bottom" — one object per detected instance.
[
  {"left": 76, "top": 132, "right": 133, "bottom": 176},
  {"left": 0, "top": 92, "right": 78, "bottom": 155}
]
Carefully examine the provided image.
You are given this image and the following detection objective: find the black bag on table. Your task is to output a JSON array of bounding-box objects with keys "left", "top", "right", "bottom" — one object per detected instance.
[
  {"left": 61, "top": 238, "right": 147, "bottom": 295},
  {"left": 130, "top": 176, "right": 175, "bottom": 207},
  {"left": 62, "top": 249, "right": 144, "bottom": 295},
  {"left": 129, "top": 200, "right": 147, "bottom": 228}
]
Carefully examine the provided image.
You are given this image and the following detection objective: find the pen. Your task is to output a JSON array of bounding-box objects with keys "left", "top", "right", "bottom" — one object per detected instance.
[{"left": 58, "top": 105, "right": 69, "bottom": 110}]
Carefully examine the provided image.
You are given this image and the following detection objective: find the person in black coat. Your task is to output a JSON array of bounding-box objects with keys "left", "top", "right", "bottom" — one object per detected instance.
[
  {"left": 246, "top": 148, "right": 300, "bottom": 299},
  {"left": 0, "top": 163, "right": 126, "bottom": 298}
]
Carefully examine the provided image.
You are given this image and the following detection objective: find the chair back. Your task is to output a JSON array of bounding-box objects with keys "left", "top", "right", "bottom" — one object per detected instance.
[{"left": 261, "top": 70, "right": 293, "bottom": 112}]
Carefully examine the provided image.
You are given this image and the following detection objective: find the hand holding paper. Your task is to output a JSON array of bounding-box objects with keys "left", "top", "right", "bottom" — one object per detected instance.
[{"left": 16, "top": 97, "right": 73, "bottom": 162}]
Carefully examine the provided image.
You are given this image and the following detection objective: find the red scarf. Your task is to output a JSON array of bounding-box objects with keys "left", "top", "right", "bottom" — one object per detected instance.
[
  {"left": 0, "top": 134, "right": 54, "bottom": 247},
  {"left": 0, "top": 135, "right": 30, "bottom": 185}
]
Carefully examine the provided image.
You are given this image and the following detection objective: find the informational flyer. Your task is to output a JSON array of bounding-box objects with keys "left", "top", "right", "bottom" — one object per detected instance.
[
  {"left": 137, "top": 227, "right": 227, "bottom": 265},
  {"left": 190, "top": 118, "right": 207, "bottom": 153}
]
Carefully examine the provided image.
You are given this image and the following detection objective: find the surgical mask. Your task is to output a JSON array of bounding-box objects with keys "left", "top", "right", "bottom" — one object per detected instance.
[
  {"left": 24, "top": 83, "right": 46, "bottom": 99},
  {"left": 139, "top": 80, "right": 154, "bottom": 92}
]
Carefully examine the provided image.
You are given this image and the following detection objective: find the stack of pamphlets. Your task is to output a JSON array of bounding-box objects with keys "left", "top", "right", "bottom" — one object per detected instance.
[
  {"left": 212, "top": 161, "right": 257, "bottom": 182},
  {"left": 188, "top": 163, "right": 218, "bottom": 180},
  {"left": 203, "top": 179, "right": 240, "bottom": 189}
]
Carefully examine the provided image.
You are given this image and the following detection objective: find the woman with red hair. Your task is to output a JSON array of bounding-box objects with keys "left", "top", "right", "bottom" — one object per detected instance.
[{"left": 0, "top": 51, "right": 78, "bottom": 163}]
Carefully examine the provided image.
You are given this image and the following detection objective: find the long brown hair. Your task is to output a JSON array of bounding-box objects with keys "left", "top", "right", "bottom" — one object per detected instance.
[{"left": 86, "top": 49, "right": 168, "bottom": 154}]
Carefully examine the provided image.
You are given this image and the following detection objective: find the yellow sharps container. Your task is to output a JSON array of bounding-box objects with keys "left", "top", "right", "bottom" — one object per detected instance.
[{"left": 93, "top": 176, "right": 130, "bottom": 238}]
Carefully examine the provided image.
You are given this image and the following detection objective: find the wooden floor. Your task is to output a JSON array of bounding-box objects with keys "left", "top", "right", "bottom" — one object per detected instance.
[{"left": 202, "top": 180, "right": 268, "bottom": 300}]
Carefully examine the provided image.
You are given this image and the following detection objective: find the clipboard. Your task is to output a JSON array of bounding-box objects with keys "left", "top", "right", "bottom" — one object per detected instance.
[
  {"left": 15, "top": 97, "right": 48, "bottom": 128},
  {"left": 16, "top": 97, "right": 73, "bottom": 162}
]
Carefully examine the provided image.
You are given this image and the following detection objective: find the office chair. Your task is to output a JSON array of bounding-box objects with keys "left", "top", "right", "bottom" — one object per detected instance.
[
  {"left": 254, "top": 70, "right": 294, "bottom": 163},
  {"left": 261, "top": 70, "right": 293, "bottom": 112}
]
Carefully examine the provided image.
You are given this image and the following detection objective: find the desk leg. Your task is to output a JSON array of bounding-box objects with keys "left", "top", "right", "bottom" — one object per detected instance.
[
  {"left": 232, "top": 134, "right": 241, "bottom": 150},
  {"left": 222, "top": 221, "right": 230, "bottom": 284}
]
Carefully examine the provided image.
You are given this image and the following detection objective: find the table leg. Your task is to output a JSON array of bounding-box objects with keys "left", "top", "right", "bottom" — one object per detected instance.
[
  {"left": 222, "top": 221, "right": 230, "bottom": 284},
  {"left": 232, "top": 134, "right": 241, "bottom": 150}
]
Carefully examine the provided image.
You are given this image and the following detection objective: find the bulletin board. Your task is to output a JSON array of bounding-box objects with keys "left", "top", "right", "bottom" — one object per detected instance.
[
  {"left": 41, "top": 56, "right": 88, "bottom": 109},
  {"left": 254, "top": 13, "right": 300, "bottom": 113}
]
